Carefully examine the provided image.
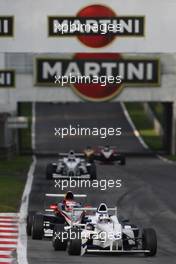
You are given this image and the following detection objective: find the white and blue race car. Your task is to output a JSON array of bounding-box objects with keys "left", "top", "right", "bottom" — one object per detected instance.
[{"left": 46, "top": 150, "right": 97, "bottom": 180}]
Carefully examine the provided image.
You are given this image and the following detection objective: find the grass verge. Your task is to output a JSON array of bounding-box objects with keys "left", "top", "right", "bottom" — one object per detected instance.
[
  {"left": 0, "top": 155, "right": 32, "bottom": 212},
  {"left": 165, "top": 155, "right": 176, "bottom": 161},
  {"left": 125, "top": 103, "right": 163, "bottom": 151}
]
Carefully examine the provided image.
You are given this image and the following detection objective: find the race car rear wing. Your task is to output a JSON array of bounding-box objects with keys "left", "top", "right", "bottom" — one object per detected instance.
[
  {"left": 58, "top": 153, "right": 85, "bottom": 157},
  {"left": 98, "top": 146, "right": 117, "bottom": 149},
  {"left": 73, "top": 207, "right": 117, "bottom": 211},
  {"left": 44, "top": 193, "right": 87, "bottom": 212},
  {"left": 45, "top": 194, "right": 87, "bottom": 198}
]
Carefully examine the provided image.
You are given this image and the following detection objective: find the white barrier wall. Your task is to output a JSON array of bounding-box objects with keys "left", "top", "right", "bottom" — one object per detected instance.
[
  {"left": 0, "top": 0, "right": 176, "bottom": 52},
  {"left": 0, "top": 54, "right": 4, "bottom": 67}
]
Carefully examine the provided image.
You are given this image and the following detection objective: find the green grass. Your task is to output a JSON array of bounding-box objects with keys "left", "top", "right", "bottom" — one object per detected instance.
[
  {"left": 165, "top": 155, "right": 176, "bottom": 161},
  {"left": 125, "top": 103, "right": 163, "bottom": 151},
  {"left": 149, "top": 103, "right": 164, "bottom": 125},
  {"left": 0, "top": 155, "right": 32, "bottom": 212}
]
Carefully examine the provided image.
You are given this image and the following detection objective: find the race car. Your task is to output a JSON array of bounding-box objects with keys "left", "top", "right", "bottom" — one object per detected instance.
[
  {"left": 83, "top": 146, "right": 95, "bottom": 163},
  {"left": 64, "top": 203, "right": 157, "bottom": 257},
  {"left": 84, "top": 146, "right": 126, "bottom": 165},
  {"left": 46, "top": 150, "right": 97, "bottom": 180},
  {"left": 26, "top": 192, "right": 88, "bottom": 241}
]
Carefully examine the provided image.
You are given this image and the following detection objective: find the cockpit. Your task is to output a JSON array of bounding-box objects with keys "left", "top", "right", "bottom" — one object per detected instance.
[
  {"left": 104, "top": 146, "right": 110, "bottom": 152},
  {"left": 98, "top": 213, "right": 112, "bottom": 223}
]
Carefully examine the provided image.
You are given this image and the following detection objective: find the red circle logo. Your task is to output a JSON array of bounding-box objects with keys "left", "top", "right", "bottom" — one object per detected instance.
[
  {"left": 72, "top": 53, "right": 123, "bottom": 102},
  {"left": 77, "top": 5, "right": 116, "bottom": 48}
]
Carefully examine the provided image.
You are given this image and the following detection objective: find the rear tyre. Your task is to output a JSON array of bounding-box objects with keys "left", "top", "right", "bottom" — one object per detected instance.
[
  {"left": 86, "top": 154, "right": 94, "bottom": 163},
  {"left": 26, "top": 211, "right": 35, "bottom": 236},
  {"left": 52, "top": 224, "right": 67, "bottom": 251},
  {"left": 89, "top": 163, "right": 97, "bottom": 180},
  {"left": 68, "top": 229, "right": 81, "bottom": 255},
  {"left": 119, "top": 155, "right": 126, "bottom": 165},
  {"left": 31, "top": 214, "right": 44, "bottom": 240},
  {"left": 55, "top": 215, "right": 65, "bottom": 224},
  {"left": 46, "top": 163, "right": 56, "bottom": 180},
  {"left": 142, "top": 228, "right": 157, "bottom": 257}
]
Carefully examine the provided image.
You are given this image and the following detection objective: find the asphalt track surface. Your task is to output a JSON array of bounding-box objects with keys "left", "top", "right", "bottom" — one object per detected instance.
[
  {"left": 28, "top": 103, "right": 176, "bottom": 264},
  {"left": 35, "top": 102, "right": 148, "bottom": 153}
]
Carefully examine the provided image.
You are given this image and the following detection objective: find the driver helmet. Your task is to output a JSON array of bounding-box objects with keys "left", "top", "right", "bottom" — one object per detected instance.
[
  {"left": 68, "top": 157, "right": 76, "bottom": 162},
  {"left": 69, "top": 150, "right": 75, "bottom": 155},
  {"left": 64, "top": 200, "right": 77, "bottom": 212},
  {"left": 104, "top": 145, "right": 110, "bottom": 152},
  {"left": 64, "top": 191, "right": 74, "bottom": 201},
  {"left": 68, "top": 150, "right": 76, "bottom": 162}
]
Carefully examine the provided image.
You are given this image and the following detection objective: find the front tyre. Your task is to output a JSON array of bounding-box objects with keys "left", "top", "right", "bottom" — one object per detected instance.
[
  {"left": 52, "top": 224, "right": 67, "bottom": 251},
  {"left": 68, "top": 229, "right": 81, "bottom": 255},
  {"left": 119, "top": 155, "right": 126, "bottom": 165},
  {"left": 89, "top": 163, "right": 97, "bottom": 180},
  {"left": 26, "top": 211, "right": 36, "bottom": 236},
  {"left": 46, "top": 163, "right": 56, "bottom": 180},
  {"left": 142, "top": 228, "right": 157, "bottom": 257},
  {"left": 31, "top": 214, "right": 44, "bottom": 240}
]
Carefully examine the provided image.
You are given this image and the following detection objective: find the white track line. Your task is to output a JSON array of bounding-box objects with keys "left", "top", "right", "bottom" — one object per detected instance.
[
  {"left": 17, "top": 156, "right": 36, "bottom": 264},
  {"left": 120, "top": 102, "right": 149, "bottom": 149},
  {"left": 157, "top": 155, "right": 174, "bottom": 164},
  {"left": 17, "top": 102, "right": 36, "bottom": 264},
  {"left": 121, "top": 102, "right": 176, "bottom": 164}
]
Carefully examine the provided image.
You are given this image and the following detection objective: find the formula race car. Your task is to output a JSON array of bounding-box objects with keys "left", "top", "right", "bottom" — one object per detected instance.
[
  {"left": 60, "top": 203, "right": 157, "bottom": 257},
  {"left": 84, "top": 146, "right": 126, "bottom": 165},
  {"left": 83, "top": 146, "right": 95, "bottom": 163},
  {"left": 26, "top": 192, "right": 88, "bottom": 241},
  {"left": 46, "top": 150, "right": 97, "bottom": 180}
]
